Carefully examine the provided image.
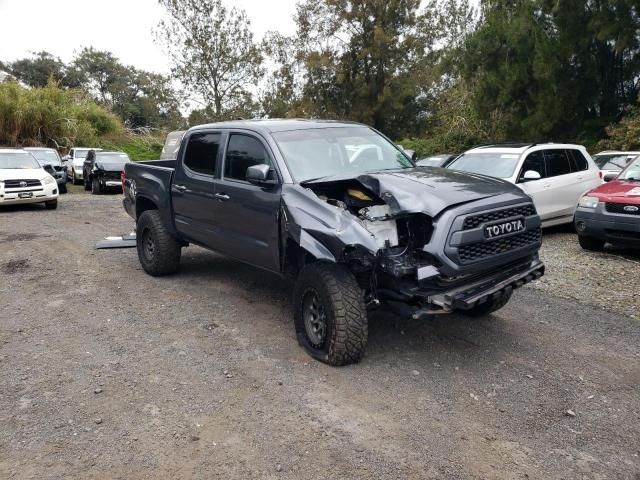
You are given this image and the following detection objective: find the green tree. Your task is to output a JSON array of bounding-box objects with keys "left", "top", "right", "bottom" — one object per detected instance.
[
  {"left": 9, "top": 51, "right": 79, "bottom": 88},
  {"left": 156, "top": 0, "right": 263, "bottom": 120}
]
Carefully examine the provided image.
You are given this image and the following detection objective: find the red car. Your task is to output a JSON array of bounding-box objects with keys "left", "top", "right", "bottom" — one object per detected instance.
[{"left": 575, "top": 155, "right": 640, "bottom": 250}]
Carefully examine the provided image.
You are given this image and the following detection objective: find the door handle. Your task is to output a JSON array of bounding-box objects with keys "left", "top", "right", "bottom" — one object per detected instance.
[
  {"left": 543, "top": 183, "right": 551, "bottom": 188},
  {"left": 174, "top": 184, "right": 187, "bottom": 192},
  {"left": 214, "top": 193, "right": 230, "bottom": 201}
]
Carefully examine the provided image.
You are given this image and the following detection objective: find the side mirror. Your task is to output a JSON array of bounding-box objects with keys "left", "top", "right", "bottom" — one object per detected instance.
[
  {"left": 246, "top": 164, "right": 275, "bottom": 186},
  {"left": 521, "top": 170, "right": 542, "bottom": 182},
  {"left": 603, "top": 173, "right": 617, "bottom": 182}
]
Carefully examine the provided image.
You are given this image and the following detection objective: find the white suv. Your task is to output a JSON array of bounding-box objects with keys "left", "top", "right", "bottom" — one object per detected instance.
[
  {"left": 446, "top": 143, "right": 602, "bottom": 227},
  {"left": 64, "top": 147, "right": 102, "bottom": 184},
  {"left": 0, "top": 149, "right": 59, "bottom": 209}
]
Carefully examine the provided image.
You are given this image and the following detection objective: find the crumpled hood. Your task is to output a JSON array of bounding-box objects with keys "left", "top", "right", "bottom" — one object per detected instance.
[
  {"left": 0, "top": 168, "right": 50, "bottom": 181},
  {"left": 304, "top": 167, "right": 527, "bottom": 217}
]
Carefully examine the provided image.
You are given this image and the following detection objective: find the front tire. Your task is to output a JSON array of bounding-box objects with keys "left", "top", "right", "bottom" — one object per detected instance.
[
  {"left": 136, "top": 210, "right": 181, "bottom": 276},
  {"left": 91, "top": 177, "right": 102, "bottom": 195},
  {"left": 72, "top": 170, "right": 80, "bottom": 185},
  {"left": 578, "top": 234, "right": 605, "bottom": 251},
  {"left": 44, "top": 199, "right": 58, "bottom": 210},
  {"left": 462, "top": 289, "right": 513, "bottom": 317},
  {"left": 293, "top": 263, "right": 368, "bottom": 366},
  {"left": 59, "top": 182, "right": 67, "bottom": 194}
]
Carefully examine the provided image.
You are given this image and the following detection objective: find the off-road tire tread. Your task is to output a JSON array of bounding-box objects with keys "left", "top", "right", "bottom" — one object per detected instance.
[
  {"left": 136, "top": 210, "right": 181, "bottom": 276},
  {"left": 294, "top": 263, "right": 367, "bottom": 366}
]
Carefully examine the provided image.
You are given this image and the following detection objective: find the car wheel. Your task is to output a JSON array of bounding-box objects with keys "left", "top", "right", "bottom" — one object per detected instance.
[
  {"left": 578, "top": 234, "right": 605, "bottom": 251},
  {"left": 462, "top": 288, "right": 513, "bottom": 317},
  {"left": 84, "top": 176, "right": 91, "bottom": 191},
  {"left": 91, "top": 178, "right": 102, "bottom": 195},
  {"left": 44, "top": 199, "right": 58, "bottom": 210},
  {"left": 59, "top": 182, "right": 67, "bottom": 194},
  {"left": 136, "top": 210, "right": 181, "bottom": 276},
  {"left": 293, "top": 263, "right": 368, "bottom": 366}
]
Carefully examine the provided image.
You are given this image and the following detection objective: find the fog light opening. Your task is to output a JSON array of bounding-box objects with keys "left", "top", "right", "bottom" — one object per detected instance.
[{"left": 576, "top": 221, "right": 586, "bottom": 233}]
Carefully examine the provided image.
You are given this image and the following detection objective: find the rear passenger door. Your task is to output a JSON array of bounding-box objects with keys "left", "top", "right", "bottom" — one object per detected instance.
[
  {"left": 172, "top": 131, "right": 224, "bottom": 247},
  {"left": 210, "top": 132, "right": 282, "bottom": 272},
  {"left": 542, "top": 149, "right": 579, "bottom": 221}
]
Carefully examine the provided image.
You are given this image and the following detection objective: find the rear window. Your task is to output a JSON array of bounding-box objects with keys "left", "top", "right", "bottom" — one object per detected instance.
[{"left": 183, "top": 132, "right": 220, "bottom": 176}]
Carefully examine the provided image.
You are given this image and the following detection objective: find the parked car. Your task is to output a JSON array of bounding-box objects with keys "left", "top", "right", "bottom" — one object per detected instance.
[
  {"left": 592, "top": 151, "right": 640, "bottom": 180},
  {"left": 83, "top": 151, "right": 131, "bottom": 194},
  {"left": 64, "top": 147, "right": 103, "bottom": 184},
  {"left": 575, "top": 155, "right": 640, "bottom": 250},
  {"left": 160, "top": 131, "right": 186, "bottom": 160},
  {"left": 446, "top": 143, "right": 602, "bottom": 227},
  {"left": 24, "top": 147, "right": 68, "bottom": 194},
  {"left": 122, "top": 120, "right": 545, "bottom": 366},
  {"left": 0, "top": 149, "right": 59, "bottom": 209},
  {"left": 416, "top": 154, "right": 458, "bottom": 168}
]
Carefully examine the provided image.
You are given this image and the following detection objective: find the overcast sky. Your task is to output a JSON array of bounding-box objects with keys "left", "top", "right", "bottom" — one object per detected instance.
[{"left": 0, "top": 0, "right": 298, "bottom": 73}]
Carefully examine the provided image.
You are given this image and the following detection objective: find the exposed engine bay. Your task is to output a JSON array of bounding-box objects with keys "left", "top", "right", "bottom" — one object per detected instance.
[{"left": 305, "top": 180, "right": 437, "bottom": 281}]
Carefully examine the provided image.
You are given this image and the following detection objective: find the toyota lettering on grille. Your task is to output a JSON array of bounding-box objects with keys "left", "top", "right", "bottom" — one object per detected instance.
[{"left": 484, "top": 218, "right": 525, "bottom": 239}]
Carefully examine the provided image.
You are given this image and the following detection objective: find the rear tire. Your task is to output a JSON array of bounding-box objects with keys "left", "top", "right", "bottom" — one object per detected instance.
[
  {"left": 578, "top": 234, "right": 605, "bottom": 251},
  {"left": 136, "top": 210, "right": 181, "bottom": 276},
  {"left": 293, "top": 263, "right": 368, "bottom": 366},
  {"left": 44, "top": 199, "right": 58, "bottom": 210},
  {"left": 72, "top": 170, "right": 81, "bottom": 185},
  {"left": 462, "top": 289, "right": 513, "bottom": 317}
]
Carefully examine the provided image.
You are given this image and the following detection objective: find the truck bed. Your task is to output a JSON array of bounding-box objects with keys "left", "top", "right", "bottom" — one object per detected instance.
[{"left": 123, "top": 160, "right": 176, "bottom": 229}]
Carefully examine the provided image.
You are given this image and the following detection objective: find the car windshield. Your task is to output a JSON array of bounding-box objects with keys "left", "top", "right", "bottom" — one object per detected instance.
[
  {"left": 447, "top": 152, "right": 520, "bottom": 179},
  {"left": 29, "top": 150, "right": 61, "bottom": 166},
  {"left": 619, "top": 157, "right": 640, "bottom": 181},
  {"left": 0, "top": 152, "right": 41, "bottom": 169},
  {"left": 74, "top": 150, "right": 91, "bottom": 159},
  {"left": 272, "top": 127, "right": 414, "bottom": 182},
  {"left": 593, "top": 154, "right": 635, "bottom": 171},
  {"left": 96, "top": 153, "right": 130, "bottom": 163}
]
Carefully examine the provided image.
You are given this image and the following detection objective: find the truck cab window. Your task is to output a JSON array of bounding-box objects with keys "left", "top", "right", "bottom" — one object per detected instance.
[
  {"left": 183, "top": 132, "right": 220, "bottom": 176},
  {"left": 224, "top": 134, "right": 272, "bottom": 181}
]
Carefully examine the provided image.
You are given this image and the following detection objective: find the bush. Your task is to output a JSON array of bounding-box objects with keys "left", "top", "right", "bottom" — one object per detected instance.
[
  {"left": 595, "top": 101, "right": 640, "bottom": 152},
  {"left": 0, "top": 80, "right": 123, "bottom": 148}
]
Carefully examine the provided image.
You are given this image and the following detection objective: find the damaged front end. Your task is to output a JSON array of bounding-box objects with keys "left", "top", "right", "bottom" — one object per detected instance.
[{"left": 280, "top": 170, "right": 544, "bottom": 317}]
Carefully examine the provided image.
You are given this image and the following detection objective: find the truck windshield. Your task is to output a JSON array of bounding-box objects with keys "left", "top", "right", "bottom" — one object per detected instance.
[
  {"left": 447, "top": 152, "right": 520, "bottom": 179},
  {"left": 0, "top": 152, "right": 41, "bottom": 169},
  {"left": 272, "top": 127, "right": 413, "bottom": 182}
]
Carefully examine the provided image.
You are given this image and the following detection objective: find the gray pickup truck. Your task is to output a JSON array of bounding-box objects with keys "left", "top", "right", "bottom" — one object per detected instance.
[{"left": 123, "top": 120, "right": 544, "bottom": 366}]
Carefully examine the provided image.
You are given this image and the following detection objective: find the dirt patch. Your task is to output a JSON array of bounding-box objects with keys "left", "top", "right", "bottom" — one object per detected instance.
[
  {"left": 1, "top": 258, "right": 29, "bottom": 274},
  {"left": 0, "top": 233, "right": 47, "bottom": 244}
]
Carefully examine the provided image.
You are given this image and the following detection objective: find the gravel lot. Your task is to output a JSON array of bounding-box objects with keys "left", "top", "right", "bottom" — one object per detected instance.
[{"left": 1, "top": 191, "right": 639, "bottom": 479}]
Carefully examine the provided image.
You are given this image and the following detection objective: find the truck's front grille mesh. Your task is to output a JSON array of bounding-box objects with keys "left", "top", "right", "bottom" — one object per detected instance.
[
  {"left": 605, "top": 203, "right": 640, "bottom": 215},
  {"left": 458, "top": 228, "right": 542, "bottom": 263},
  {"left": 463, "top": 204, "right": 537, "bottom": 230},
  {"left": 4, "top": 179, "right": 41, "bottom": 188}
]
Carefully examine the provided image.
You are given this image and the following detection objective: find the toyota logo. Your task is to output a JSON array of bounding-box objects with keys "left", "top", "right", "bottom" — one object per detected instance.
[
  {"left": 19, "top": 181, "right": 27, "bottom": 188},
  {"left": 624, "top": 205, "right": 639, "bottom": 212}
]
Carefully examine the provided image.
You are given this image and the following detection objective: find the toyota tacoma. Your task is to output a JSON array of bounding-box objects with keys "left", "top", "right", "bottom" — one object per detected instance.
[{"left": 122, "top": 120, "right": 545, "bottom": 366}]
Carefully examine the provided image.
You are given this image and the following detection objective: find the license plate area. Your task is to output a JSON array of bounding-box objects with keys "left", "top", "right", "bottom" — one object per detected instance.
[
  {"left": 18, "top": 192, "right": 33, "bottom": 199},
  {"left": 484, "top": 217, "right": 525, "bottom": 239}
]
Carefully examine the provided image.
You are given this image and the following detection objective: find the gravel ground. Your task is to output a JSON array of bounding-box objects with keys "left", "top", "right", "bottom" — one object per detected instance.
[
  {"left": 0, "top": 191, "right": 639, "bottom": 479},
  {"left": 534, "top": 227, "right": 640, "bottom": 319}
]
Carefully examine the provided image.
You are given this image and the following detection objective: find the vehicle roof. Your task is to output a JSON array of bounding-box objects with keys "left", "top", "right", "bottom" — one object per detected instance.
[
  {"left": 23, "top": 147, "right": 56, "bottom": 151},
  {"left": 0, "top": 148, "right": 29, "bottom": 153},
  {"left": 466, "top": 143, "right": 586, "bottom": 155},
  {"left": 594, "top": 150, "right": 640, "bottom": 155},
  {"left": 189, "top": 119, "right": 364, "bottom": 134}
]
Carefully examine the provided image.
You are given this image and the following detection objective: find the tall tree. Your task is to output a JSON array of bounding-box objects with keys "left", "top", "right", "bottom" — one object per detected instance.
[
  {"left": 9, "top": 51, "right": 79, "bottom": 88},
  {"left": 156, "top": 0, "right": 263, "bottom": 120}
]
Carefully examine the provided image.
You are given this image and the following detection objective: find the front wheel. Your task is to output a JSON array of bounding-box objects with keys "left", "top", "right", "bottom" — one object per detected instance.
[
  {"left": 72, "top": 170, "right": 80, "bottom": 185},
  {"left": 59, "top": 182, "right": 67, "bottom": 194},
  {"left": 91, "top": 177, "right": 102, "bottom": 195},
  {"left": 578, "top": 234, "right": 605, "bottom": 251},
  {"left": 293, "top": 263, "right": 368, "bottom": 366},
  {"left": 44, "top": 199, "right": 58, "bottom": 210},
  {"left": 462, "top": 289, "right": 513, "bottom": 317},
  {"left": 136, "top": 210, "right": 181, "bottom": 276}
]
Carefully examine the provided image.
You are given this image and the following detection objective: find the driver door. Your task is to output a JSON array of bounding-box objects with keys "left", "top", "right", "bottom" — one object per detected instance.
[{"left": 517, "top": 150, "right": 554, "bottom": 220}]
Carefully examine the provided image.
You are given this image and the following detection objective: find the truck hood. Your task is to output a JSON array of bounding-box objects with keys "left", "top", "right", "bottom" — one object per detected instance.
[
  {"left": 587, "top": 179, "right": 640, "bottom": 204},
  {"left": 303, "top": 167, "right": 526, "bottom": 217},
  {"left": 0, "top": 168, "right": 49, "bottom": 181}
]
